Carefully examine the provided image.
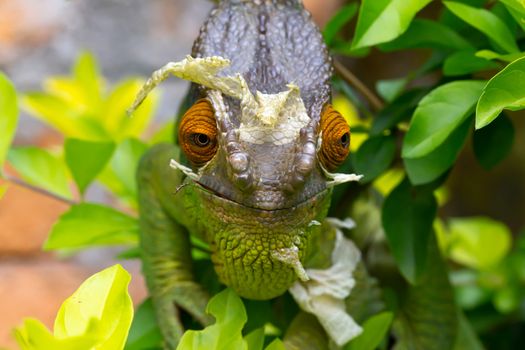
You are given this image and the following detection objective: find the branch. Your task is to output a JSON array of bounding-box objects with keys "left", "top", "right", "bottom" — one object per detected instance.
[
  {"left": 333, "top": 58, "right": 385, "bottom": 112},
  {"left": 3, "top": 174, "right": 77, "bottom": 206}
]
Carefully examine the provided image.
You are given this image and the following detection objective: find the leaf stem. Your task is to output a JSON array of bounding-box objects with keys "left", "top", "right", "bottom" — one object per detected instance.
[
  {"left": 333, "top": 58, "right": 385, "bottom": 111},
  {"left": 3, "top": 174, "right": 77, "bottom": 206}
]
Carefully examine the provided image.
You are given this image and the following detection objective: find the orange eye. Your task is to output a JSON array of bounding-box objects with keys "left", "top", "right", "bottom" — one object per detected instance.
[
  {"left": 318, "top": 104, "right": 350, "bottom": 171},
  {"left": 178, "top": 99, "right": 218, "bottom": 166}
]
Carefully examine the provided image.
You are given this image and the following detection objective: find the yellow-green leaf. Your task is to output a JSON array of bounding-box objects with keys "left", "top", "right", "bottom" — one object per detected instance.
[
  {"left": 8, "top": 147, "right": 72, "bottom": 199},
  {"left": 352, "top": 0, "right": 432, "bottom": 49},
  {"left": 15, "top": 265, "right": 133, "bottom": 350},
  {"left": 45, "top": 203, "right": 139, "bottom": 250},
  {"left": 476, "top": 56, "right": 525, "bottom": 129},
  {"left": 448, "top": 217, "right": 511, "bottom": 269},
  {"left": 0, "top": 72, "right": 18, "bottom": 175}
]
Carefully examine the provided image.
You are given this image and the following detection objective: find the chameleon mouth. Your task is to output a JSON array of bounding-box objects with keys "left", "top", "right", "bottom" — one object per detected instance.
[{"left": 193, "top": 180, "right": 329, "bottom": 213}]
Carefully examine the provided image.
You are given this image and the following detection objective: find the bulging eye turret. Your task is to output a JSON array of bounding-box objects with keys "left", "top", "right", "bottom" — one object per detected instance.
[
  {"left": 178, "top": 99, "right": 218, "bottom": 166},
  {"left": 318, "top": 104, "right": 351, "bottom": 171}
]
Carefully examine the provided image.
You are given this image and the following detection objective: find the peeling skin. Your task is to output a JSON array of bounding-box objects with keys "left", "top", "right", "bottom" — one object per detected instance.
[
  {"left": 129, "top": 56, "right": 310, "bottom": 146},
  {"left": 271, "top": 245, "right": 310, "bottom": 282}
]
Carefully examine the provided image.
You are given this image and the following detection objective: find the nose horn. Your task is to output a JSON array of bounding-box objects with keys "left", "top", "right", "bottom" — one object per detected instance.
[{"left": 290, "top": 127, "right": 316, "bottom": 188}]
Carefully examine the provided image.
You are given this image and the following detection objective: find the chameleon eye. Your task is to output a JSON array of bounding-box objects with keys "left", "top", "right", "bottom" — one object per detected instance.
[
  {"left": 178, "top": 99, "right": 218, "bottom": 166},
  {"left": 318, "top": 104, "right": 351, "bottom": 171}
]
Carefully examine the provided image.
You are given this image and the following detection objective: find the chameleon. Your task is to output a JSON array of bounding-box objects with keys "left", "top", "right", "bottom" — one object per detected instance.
[{"left": 130, "top": 0, "right": 364, "bottom": 348}]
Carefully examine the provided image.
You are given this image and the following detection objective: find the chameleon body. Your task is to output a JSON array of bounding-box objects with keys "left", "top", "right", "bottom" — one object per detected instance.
[{"left": 134, "top": 0, "right": 360, "bottom": 348}]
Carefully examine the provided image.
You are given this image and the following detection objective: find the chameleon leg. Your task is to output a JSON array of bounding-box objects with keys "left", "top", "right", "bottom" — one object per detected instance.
[{"left": 137, "top": 143, "right": 213, "bottom": 349}]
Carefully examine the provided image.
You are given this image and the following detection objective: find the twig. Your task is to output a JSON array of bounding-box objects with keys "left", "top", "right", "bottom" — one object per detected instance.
[
  {"left": 3, "top": 174, "right": 77, "bottom": 206},
  {"left": 333, "top": 58, "right": 385, "bottom": 112}
]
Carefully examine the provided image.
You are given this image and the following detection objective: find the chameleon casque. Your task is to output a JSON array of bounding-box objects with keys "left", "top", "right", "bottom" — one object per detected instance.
[{"left": 130, "top": 0, "right": 364, "bottom": 348}]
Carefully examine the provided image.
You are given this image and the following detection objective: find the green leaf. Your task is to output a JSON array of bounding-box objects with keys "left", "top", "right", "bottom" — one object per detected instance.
[
  {"left": 393, "top": 235, "right": 458, "bottom": 350},
  {"left": 245, "top": 328, "right": 265, "bottom": 350},
  {"left": 476, "top": 56, "right": 525, "bottom": 129},
  {"left": 353, "top": 135, "right": 396, "bottom": 183},
  {"left": 323, "top": 3, "right": 359, "bottom": 46},
  {"left": 448, "top": 217, "right": 512, "bottom": 269},
  {"left": 16, "top": 264, "right": 133, "bottom": 350},
  {"left": 65, "top": 138, "right": 115, "bottom": 195},
  {"left": 264, "top": 339, "right": 286, "bottom": 350},
  {"left": 376, "top": 77, "right": 408, "bottom": 102},
  {"left": 8, "top": 147, "right": 72, "bottom": 199},
  {"left": 475, "top": 49, "right": 525, "bottom": 63},
  {"left": 452, "top": 312, "right": 484, "bottom": 350},
  {"left": 99, "top": 138, "right": 147, "bottom": 207},
  {"left": 473, "top": 113, "right": 514, "bottom": 169},
  {"left": 500, "top": 0, "right": 525, "bottom": 31},
  {"left": 380, "top": 19, "right": 472, "bottom": 51},
  {"left": 45, "top": 203, "right": 139, "bottom": 250},
  {"left": 443, "top": 1, "right": 519, "bottom": 54},
  {"left": 443, "top": 51, "right": 499, "bottom": 76},
  {"left": 370, "top": 88, "right": 427, "bottom": 136},
  {"left": 125, "top": 298, "right": 163, "bottom": 350},
  {"left": 346, "top": 312, "right": 393, "bottom": 350},
  {"left": 404, "top": 116, "right": 471, "bottom": 185},
  {"left": 177, "top": 288, "right": 248, "bottom": 350},
  {"left": 402, "top": 80, "right": 485, "bottom": 159},
  {"left": 352, "top": 0, "right": 432, "bottom": 49},
  {"left": 0, "top": 72, "right": 18, "bottom": 176},
  {"left": 382, "top": 178, "right": 437, "bottom": 283}
]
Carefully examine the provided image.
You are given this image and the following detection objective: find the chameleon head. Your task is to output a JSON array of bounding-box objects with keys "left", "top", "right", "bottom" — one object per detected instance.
[
  {"left": 153, "top": 56, "right": 357, "bottom": 299},
  {"left": 129, "top": 54, "right": 360, "bottom": 299}
]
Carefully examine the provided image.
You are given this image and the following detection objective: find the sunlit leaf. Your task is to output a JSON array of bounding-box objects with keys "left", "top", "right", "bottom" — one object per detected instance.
[
  {"left": 8, "top": 147, "right": 72, "bottom": 199},
  {"left": 352, "top": 0, "right": 432, "bottom": 49},
  {"left": 353, "top": 135, "right": 396, "bottom": 183},
  {"left": 403, "top": 80, "right": 485, "bottom": 158},
  {"left": 15, "top": 318, "right": 98, "bottom": 350},
  {"left": 73, "top": 51, "right": 103, "bottom": 108},
  {"left": 346, "top": 312, "right": 393, "bottom": 350},
  {"left": 382, "top": 178, "right": 437, "bottom": 283},
  {"left": 23, "top": 92, "right": 109, "bottom": 140},
  {"left": 177, "top": 288, "right": 247, "bottom": 350},
  {"left": 264, "top": 339, "right": 286, "bottom": 350},
  {"left": 473, "top": 113, "right": 514, "bottom": 169},
  {"left": 45, "top": 203, "right": 139, "bottom": 250},
  {"left": 16, "top": 264, "right": 133, "bottom": 350},
  {"left": 323, "top": 3, "right": 359, "bottom": 46},
  {"left": 443, "top": 2, "right": 519, "bottom": 54},
  {"left": 0, "top": 72, "right": 18, "bottom": 176},
  {"left": 476, "top": 56, "right": 525, "bottom": 129},
  {"left": 102, "top": 79, "right": 159, "bottom": 140},
  {"left": 0, "top": 183, "right": 8, "bottom": 200},
  {"left": 65, "top": 138, "right": 115, "bottom": 195},
  {"left": 380, "top": 19, "right": 472, "bottom": 51},
  {"left": 245, "top": 328, "right": 265, "bottom": 350},
  {"left": 443, "top": 51, "right": 499, "bottom": 76},
  {"left": 448, "top": 217, "right": 512, "bottom": 269},
  {"left": 475, "top": 49, "right": 525, "bottom": 63}
]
